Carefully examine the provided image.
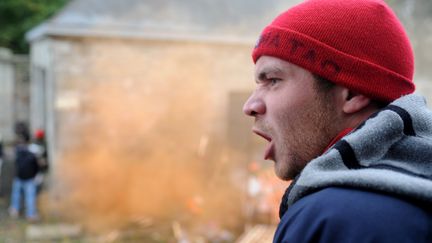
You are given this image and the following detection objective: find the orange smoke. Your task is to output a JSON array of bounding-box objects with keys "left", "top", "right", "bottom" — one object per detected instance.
[{"left": 47, "top": 47, "right": 247, "bottom": 232}]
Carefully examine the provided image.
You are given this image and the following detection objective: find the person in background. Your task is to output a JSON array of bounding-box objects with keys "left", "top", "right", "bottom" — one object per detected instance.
[
  {"left": 243, "top": 0, "right": 432, "bottom": 242},
  {"left": 0, "top": 134, "right": 3, "bottom": 161},
  {"left": 0, "top": 134, "right": 4, "bottom": 189},
  {"left": 9, "top": 133, "right": 40, "bottom": 221},
  {"left": 29, "top": 129, "right": 48, "bottom": 192}
]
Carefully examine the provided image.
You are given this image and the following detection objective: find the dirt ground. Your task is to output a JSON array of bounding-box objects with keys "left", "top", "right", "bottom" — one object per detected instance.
[
  {"left": 0, "top": 196, "right": 190, "bottom": 243},
  {"left": 0, "top": 197, "right": 36, "bottom": 243}
]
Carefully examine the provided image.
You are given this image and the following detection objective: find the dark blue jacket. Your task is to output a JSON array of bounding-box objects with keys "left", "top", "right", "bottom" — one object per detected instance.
[
  {"left": 274, "top": 187, "right": 432, "bottom": 243},
  {"left": 15, "top": 145, "right": 39, "bottom": 180}
]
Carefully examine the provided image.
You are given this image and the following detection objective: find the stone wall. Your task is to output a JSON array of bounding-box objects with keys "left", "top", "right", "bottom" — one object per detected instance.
[
  {"left": 0, "top": 48, "right": 16, "bottom": 142},
  {"left": 29, "top": 36, "right": 261, "bottom": 228},
  {"left": 0, "top": 48, "right": 29, "bottom": 143}
]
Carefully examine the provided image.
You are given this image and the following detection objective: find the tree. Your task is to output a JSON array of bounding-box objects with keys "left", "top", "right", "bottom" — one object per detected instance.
[{"left": 0, "top": 0, "right": 68, "bottom": 54}]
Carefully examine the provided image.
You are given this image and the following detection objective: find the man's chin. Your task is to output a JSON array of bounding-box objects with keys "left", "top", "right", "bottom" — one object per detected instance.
[{"left": 274, "top": 166, "right": 294, "bottom": 181}]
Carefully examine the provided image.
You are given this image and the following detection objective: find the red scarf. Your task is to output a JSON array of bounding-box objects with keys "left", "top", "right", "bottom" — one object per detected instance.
[{"left": 322, "top": 127, "right": 353, "bottom": 154}]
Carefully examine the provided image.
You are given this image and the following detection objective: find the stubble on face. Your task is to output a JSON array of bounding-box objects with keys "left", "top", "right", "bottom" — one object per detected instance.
[
  {"left": 274, "top": 86, "right": 338, "bottom": 180},
  {"left": 247, "top": 56, "right": 341, "bottom": 181}
]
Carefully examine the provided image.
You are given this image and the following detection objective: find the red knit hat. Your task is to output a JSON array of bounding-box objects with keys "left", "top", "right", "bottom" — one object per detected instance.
[
  {"left": 35, "top": 129, "right": 45, "bottom": 139},
  {"left": 253, "top": 0, "right": 415, "bottom": 102}
]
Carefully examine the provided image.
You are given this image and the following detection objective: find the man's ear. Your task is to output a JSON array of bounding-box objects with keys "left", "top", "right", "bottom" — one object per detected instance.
[{"left": 341, "top": 88, "right": 371, "bottom": 114}]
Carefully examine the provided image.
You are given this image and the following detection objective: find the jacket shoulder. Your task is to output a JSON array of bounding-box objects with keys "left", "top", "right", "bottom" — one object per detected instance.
[{"left": 274, "top": 187, "right": 432, "bottom": 243}]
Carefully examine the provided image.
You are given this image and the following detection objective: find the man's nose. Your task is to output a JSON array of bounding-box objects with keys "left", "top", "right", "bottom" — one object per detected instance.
[{"left": 243, "top": 93, "right": 266, "bottom": 116}]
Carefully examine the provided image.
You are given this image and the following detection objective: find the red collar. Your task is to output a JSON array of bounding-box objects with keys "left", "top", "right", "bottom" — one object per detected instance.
[{"left": 322, "top": 127, "right": 353, "bottom": 153}]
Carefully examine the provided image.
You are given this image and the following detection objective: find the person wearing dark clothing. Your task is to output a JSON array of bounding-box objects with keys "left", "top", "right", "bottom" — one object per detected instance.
[
  {"left": 0, "top": 134, "right": 4, "bottom": 190},
  {"left": 0, "top": 134, "right": 3, "bottom": 159},
  {"left": 9, "top": 134, "right": 40, "bottom": 221},
  {"left": 275, "top": 187, "right": 432, "bottom": 243},
  {"left": 29, "top": 129, "right": 49, "bottom": 192},
  {"left": 243, "top": 0, "right": 432, "bottom": 242}
]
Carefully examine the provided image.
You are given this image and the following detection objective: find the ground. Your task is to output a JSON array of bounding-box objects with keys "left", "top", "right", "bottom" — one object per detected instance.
[
  {"left": 0, "top": 196, "right": 212, "bottom": 242},
  {"left": 0, "top": 197, "right": 34, "bottom": 243}
]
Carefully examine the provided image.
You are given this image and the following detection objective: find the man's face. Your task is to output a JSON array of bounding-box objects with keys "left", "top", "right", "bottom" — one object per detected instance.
[{"left": 243, "top": 56, "right": 339, "bottom": 180}]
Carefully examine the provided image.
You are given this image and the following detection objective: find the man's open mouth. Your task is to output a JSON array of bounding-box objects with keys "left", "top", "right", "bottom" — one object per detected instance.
[{"left": 253, "top": 129, "right": 275, "bottom": 160}]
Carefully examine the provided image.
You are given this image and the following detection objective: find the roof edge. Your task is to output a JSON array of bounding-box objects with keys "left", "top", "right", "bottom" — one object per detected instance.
[{"left": 26, "top": 23, "right": 256, "bottom": 46}]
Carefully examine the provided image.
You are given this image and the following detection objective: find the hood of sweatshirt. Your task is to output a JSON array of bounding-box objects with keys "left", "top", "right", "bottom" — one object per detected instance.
[{"left": 280, "top": 94, "right": 432, "bottom": 217}]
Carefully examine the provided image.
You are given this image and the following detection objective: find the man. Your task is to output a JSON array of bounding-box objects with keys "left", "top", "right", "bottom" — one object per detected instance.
[
  {"left": 0, "top": 134, "right": 3, "bottom": 181},
  {"left": 29, "top": 129, "right": 49, "bottom": 192},
  {"left": 9, "top": 133, "right": 40, "bottom": 221},
  {"left": 243, "top": 0, "right": 432, "bottom": 242}
]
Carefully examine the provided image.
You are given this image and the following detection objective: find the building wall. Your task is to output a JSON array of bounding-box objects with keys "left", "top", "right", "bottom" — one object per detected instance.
[
  {"left": 29, "top": 36, "right": 259, "bottom": 226},
  {"left": 30, "top": 39, "right": 57, "bottom": 168},
  {"left": 0, "top": 48, "right": 30, "bottom": 143},
  {"left": 0, "top": 48, "right": 15, "bottom": 142},
  {"left": 13, "top": 55, "right": 30, "bottom": 125},
  {"left": 36, "top": 37, "right": 256, "bottom": 165}
]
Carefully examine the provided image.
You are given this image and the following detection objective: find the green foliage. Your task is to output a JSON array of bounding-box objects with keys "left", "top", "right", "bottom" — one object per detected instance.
[{"left": 0, "top": 0, "right": 68, "bottom": 54}]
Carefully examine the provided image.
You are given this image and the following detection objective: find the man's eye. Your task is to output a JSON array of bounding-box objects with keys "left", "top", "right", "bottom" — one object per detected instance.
[{"left": 269, "top": 78, "right": 281, "bottom": 85}]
